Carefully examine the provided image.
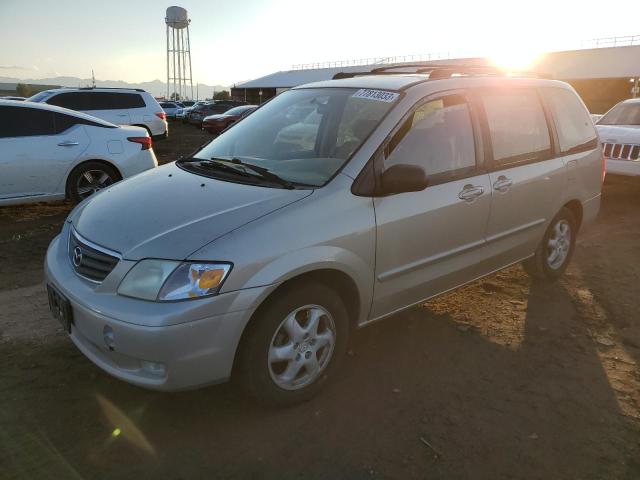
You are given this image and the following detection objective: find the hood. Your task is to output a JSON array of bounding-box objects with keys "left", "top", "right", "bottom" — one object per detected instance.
[
  {"left": 596, "top": 125, "right": 640, "bottom": 144},
  {"left": 70, "top": 163, "right": 312, "bottom": 260}
]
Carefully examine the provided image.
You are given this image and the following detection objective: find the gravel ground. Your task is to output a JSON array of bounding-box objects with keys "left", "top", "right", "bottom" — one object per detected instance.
[{"left": 1, "top": 124, "right": 639, "bottom": 479}]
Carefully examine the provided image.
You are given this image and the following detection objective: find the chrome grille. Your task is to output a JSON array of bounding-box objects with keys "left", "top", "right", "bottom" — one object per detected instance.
[
  {"left": 603, "top": 142, "right": 640, "bottom": 161},
  {"left": 68, "top": 228, "right": 120, "bottom": 282}
]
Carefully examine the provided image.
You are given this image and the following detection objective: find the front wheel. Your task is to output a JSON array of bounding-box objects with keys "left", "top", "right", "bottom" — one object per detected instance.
[
  {"left": 235, "top": 283, "right": 349, "bottom": 406},
  {"left": 523, "top": 207, "right": 577, "bottom": 281}
]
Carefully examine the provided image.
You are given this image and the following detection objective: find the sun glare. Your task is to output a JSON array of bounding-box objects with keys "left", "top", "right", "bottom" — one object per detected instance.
[{"left": 489, "top": 46, "right": 543, "bottom": 72}]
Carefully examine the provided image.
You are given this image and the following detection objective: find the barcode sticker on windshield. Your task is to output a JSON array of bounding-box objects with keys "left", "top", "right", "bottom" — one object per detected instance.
[{"left": 352, "top": 89, "right": 399, "bottom": 102}]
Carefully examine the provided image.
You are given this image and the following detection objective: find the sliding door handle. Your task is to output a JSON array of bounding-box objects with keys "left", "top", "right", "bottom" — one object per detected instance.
[
  {"left": 493, "top": 176, "right": 513, "bottom": 192},
  {"left": 458, "top": 185, "right": 485, "bottom": 202}
]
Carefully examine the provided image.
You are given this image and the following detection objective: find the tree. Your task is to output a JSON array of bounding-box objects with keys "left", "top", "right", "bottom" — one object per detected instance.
[
  {"left": 213, "top": 90, "right": 230, "bottom": 101},
  {"left": 170, "top": 92, "right": 181, "bottom": 100},
  {"left": 16, "top": 83, "right": 31, "bottom": 97}
]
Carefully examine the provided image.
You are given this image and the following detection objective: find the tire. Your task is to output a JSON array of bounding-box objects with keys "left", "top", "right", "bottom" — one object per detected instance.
[
  {"left": 67, "top": 161, "right": 120, "bottom": 203},
  {"left": 235, "top": 282, "right": 349, "bottom": 406},
  {"left": 523, "top": 207, "right": 577, "bottom": 281}
]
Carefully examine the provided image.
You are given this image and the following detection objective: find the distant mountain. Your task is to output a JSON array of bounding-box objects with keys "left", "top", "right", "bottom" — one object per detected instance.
[{"left": 0, "top": 76, "right": 228, "bottom": 99}]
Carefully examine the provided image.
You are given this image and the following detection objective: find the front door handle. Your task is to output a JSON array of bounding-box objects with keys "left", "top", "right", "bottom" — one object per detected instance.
[
  {"left": 458, "top": 184, "right": 485, "bottom": 202},
  {"left": 116, "top": 114, "right": 128, "bottom": 117},
  {"left": 493, "top": 175, "right": 513, "bottom": 192},
  {"left": 57, "top": 141, "right": 79, "bottom": 147}
]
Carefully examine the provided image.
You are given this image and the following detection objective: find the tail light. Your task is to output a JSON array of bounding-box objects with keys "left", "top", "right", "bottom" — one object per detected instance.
[
  {"left": 128, "top": 136, "right": 152, "bottom": 150},
  {"left": 155, "top": 111, "right": 167, "bottom": 120}
]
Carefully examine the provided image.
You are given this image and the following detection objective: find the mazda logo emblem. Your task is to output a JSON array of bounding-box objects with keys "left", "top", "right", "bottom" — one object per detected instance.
[{"left": 72, "top": 246, "right": 83, "bottom": 267}]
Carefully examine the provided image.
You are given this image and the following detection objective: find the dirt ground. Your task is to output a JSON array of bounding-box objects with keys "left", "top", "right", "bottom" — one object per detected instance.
[{"left": 1, "top": 123, "right": 639, "bottom": 479}]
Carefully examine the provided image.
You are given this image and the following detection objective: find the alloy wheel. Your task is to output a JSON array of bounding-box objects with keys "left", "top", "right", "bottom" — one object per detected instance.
[
  {"left": 268, "top": 304, "right": 336, "bottom": 391},
  {"left": 75, "top": 169, "right": 114, "bottom": 199},
  {"left": 546, "top": 219, "right": 572, "bottom": 270}
]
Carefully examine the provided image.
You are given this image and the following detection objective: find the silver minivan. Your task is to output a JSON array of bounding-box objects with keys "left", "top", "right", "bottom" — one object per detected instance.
[{"left": 45, "top": 68, "right": 603, "bottom": 405}]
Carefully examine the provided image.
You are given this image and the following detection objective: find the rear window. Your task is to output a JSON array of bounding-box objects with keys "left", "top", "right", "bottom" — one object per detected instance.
[
  {"left": 543, "top": 87, "right": 597, "bottom": 153},
  {"left": 598, "top": 102, "right": 640, "bottom": 126},
  {"left": 482, "top": 89, "right": 551, "bottom": 166}
]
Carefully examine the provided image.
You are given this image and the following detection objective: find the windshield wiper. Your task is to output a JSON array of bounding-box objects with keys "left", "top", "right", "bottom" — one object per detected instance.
[{"left": 207, "top": 157, "right": 296, "bottom": 189}]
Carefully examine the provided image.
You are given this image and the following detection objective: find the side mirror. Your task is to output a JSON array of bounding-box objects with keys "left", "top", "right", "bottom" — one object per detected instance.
[{"left": 379, "top": 164, "right": 429, "bottom": 195}]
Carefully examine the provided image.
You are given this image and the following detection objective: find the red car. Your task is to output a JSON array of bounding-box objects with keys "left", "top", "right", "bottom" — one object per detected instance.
[{"left": 202, "top": 105, "right": 258, "bottom": 134}]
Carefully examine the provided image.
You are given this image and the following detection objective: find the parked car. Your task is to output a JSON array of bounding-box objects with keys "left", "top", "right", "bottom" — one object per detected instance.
[
  {"left": 178, "top": 101, "right": 206, "bottom": 123},
  {"left": 202, "top": 105, "right": 257, "bottom": 134},
  {"left": 159, "top": 101, "right": 182, "bottom": 120},
  {"left": 188, "top": 102, "right": 235, "bottom": 127},
  {"left": 45, "top": 71, "right": 602, "bottom": 406},
  {"left": 0, "top": 100, "right": 157, "bottom": 205},
  {"left": 1, "top": 96, "right": 26, "bottom": 101},
  {"left": 595, "top": 98, "right": 640, "bottom": 176},
  {"left": 28, "top": 87, "right": 168, "bottom": 140}
]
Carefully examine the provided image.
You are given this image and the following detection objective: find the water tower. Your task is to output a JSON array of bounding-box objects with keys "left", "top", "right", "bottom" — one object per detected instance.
[{"left": 165, "top": 6, "right": 193, "bottom": 100}]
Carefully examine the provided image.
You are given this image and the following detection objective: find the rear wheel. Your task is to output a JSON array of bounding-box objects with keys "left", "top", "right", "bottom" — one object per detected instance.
[
  {"left": 67, "top": 162, "right": 119, "bottom": 203},
  {"left": 236, "top": 283, "right": 349, "bottom": 406},
  {"left": 523, "top": 207, "right": 577, "bottom": 281}
]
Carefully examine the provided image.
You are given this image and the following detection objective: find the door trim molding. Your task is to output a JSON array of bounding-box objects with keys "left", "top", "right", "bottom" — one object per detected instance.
[{"left": 377, "top": 238, "right": 486, "bottom": 282}]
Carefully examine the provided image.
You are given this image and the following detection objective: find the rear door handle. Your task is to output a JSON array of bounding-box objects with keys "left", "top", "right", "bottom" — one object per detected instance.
[
  {"left": 458, "top": 185, "right": 485, "bottom": 202},
  {"left": 493, "top": 176, "right": 513, "bottom": 192},
  {"left": 57, "top": 141, "right": 79, "bottom": 147},
  {"left": 116, "top": 114, "right": 128, "bottom": 117}
]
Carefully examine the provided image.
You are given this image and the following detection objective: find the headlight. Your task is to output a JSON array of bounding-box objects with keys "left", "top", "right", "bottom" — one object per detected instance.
[{"left": 117, "top": 260, "right": 232, "bottom": 301}]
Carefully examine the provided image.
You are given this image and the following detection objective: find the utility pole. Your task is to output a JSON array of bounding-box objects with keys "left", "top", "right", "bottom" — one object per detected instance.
[{"left": 91, "top": 69, "right": 96, "bottom": 88}]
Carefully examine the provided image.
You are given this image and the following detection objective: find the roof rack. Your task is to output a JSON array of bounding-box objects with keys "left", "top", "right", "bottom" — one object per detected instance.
[
  {"left": 333, "top": 63, "right": 548, "bottom": 80},
  {"left": 78, "top": 86, "right": 146, "bottom": 92}
]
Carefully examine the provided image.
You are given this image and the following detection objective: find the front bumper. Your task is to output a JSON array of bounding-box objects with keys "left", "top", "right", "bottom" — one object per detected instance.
[{"left": 44, "top": 226, "right": 275, "bottom": 391}]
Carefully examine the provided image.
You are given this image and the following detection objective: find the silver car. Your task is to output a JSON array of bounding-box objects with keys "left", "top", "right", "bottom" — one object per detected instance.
[{"left": 45, "top": 70, "right": 602, "bottom": 405}]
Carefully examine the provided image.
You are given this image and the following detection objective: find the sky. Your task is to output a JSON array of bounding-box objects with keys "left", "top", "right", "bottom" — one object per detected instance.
[{"left": 0, "top": 0, "right": 638, "bottom": 86}]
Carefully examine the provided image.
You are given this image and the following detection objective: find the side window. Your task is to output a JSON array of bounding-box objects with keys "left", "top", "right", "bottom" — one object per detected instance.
[
  {"left": 481, "top": 89, "right": 551, "bottom": 166},
  {"left": 384, "top": 94, "right": 477, "bottom": 182},
  {"left": 543, "top": 88, "right": 597, "bottom": 153},
  {"left": 85, "top": 92, "right": 146, "bottom": 110},
  {"left": 46, "top": 92, "right": 89, "bottom": 110},
  {"left": 0, "top": 106, "right": 55, "bottom": 137}
]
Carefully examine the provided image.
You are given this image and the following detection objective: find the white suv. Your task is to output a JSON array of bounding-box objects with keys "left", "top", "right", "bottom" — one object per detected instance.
[
  {"left": 28, "top": 88, "right": 168, "bottom": 140},
  {"left": 595, "top": 98, "right": 640, "bottom": 176}
]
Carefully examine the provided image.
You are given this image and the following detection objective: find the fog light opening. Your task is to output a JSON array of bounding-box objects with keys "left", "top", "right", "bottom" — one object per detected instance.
[
  {"left": 103, "top": 325, "right": 115, "bottom": 351},
  {"left": 141, "top": 360, "right": 167, "bottom": 377}
]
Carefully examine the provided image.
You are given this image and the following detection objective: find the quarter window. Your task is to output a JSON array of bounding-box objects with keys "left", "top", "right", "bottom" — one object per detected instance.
[
  {"left": 384, "top": 95, "right": 477, "bottom": 181},
  {"left": 544, "top": 88, "right": 598, "bottom": 153},
  {"left": 482, "top": 89, "right": 551, "bottom": 166}
]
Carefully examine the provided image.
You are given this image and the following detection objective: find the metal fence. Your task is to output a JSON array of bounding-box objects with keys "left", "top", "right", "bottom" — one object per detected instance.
[
  {"left": 580, "top": 35, "right": 640, "bottom": 49},
  {"left": 290, "top": 53, "right": 452, "bottom": 71},
  {"left": 290, "top": 34, "right": 640, "bottom": 72}
]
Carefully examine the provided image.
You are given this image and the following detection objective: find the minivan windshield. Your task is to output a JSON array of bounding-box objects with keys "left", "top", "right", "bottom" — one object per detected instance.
[
  {"left": 598, "top": 102, "right": 640, "bottom": 126},
  {"left": 187, "top": 87, "right": 398, "bottom": 187}
]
